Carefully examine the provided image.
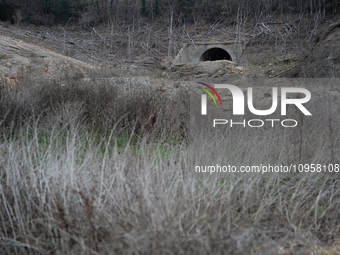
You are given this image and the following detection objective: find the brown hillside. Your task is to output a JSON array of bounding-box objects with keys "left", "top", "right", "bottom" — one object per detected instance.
[{"left": 288, "top": 21, "right": 340, "bottom": 78}]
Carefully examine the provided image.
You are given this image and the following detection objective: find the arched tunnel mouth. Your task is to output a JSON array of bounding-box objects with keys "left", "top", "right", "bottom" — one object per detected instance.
[{"left": 199, "top": 47, "right": 232, "bottom": 62}]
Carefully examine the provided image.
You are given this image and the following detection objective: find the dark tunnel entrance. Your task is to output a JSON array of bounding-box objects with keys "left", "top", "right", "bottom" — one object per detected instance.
[{"left": 199, "top": 48, "right": 232, "bottom": 62}]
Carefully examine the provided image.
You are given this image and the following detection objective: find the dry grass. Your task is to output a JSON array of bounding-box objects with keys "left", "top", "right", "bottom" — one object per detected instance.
[{"left": 0, "top": 76, "right": 339, "bottom": 254}]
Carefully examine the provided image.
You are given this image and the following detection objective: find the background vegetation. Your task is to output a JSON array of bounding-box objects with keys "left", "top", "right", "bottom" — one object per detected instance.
[{"left": 1, "top": 0, "right": 340, "bottom": 25}]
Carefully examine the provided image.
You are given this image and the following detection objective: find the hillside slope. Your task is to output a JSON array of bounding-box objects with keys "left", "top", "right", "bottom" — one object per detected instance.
[{"left": 0, "top": 34, "right": 94, "bottom": 85}]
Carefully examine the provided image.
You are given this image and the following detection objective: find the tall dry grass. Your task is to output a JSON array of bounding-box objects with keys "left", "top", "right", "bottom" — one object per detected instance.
[{"left": 0, "top": 77, "right": 339, "bottom": 254}]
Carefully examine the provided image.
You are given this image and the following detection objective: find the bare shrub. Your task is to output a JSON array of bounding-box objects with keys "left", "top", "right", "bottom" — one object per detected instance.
[{"left": 0, "top": 75, "right": 189, "bottom": 139}]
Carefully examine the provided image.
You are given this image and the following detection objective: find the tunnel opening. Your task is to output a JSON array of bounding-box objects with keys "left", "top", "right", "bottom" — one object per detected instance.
[{"left": 199, "top": 48, "right": 232, "bottom": 62}]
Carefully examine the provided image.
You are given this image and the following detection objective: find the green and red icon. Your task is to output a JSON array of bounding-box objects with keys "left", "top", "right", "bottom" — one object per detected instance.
[{"left": 196, "top": 82, "right": 222, "bottom": 106}]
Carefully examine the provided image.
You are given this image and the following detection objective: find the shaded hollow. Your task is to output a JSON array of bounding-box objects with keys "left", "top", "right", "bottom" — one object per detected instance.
[{"left": 199, "top": 48, "right": 232, "bottom": 61}]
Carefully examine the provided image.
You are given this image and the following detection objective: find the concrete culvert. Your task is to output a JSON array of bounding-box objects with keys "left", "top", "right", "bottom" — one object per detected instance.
[{"left": 199, "top": 47, "right": 232, "bottom": 62}]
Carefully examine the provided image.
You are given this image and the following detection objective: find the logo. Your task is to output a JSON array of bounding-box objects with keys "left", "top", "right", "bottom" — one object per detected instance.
[
  {"left": 197, "top": 83, "right": 312, "bottom": 128},
  {"left": 196, "top": 82, "right": 222, "bottom": 115}
]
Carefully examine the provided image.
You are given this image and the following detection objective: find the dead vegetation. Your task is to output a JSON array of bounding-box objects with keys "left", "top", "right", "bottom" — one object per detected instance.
[
  {"left": 0, "top": 73, "right": 339, "bottom": 254},
  {"left": 0, "top": 1, "right": 340, "bottom": 254},
  {"left": 287, "top": 21, "right": 340, "bottom": 78}
]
